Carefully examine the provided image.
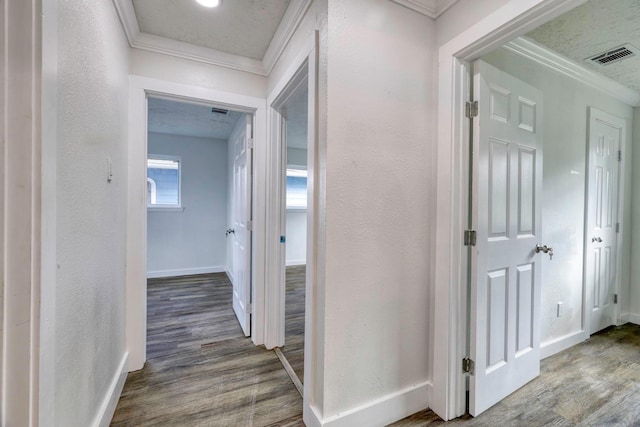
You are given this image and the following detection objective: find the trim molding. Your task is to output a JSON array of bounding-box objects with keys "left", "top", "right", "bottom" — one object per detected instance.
[
  {"left": 92, "top": 352, "right": 129, "bottom": 427},
  {"left": 111, "top": 0, "right": 312, "bottom": 76},
  {"left": 263, "top": 0, "right": 314, "bottom": 74},
  {"left": 621, "top": 313, "right": 640, "bottom": 325},
  {"left": 389, "top": 0, "right": 459, "bottom": 18},
  {"left": 307, "top": 382, "right": 431, "bottom": 427},
  {"left": 540, "top": 330, "right": 587, "bottom": 360},
  {"left": 147, "top": 265, "right": 226, "bottom": 279},
  {"left": 503, "top": 37, "right": 640, "bottom": 107}
]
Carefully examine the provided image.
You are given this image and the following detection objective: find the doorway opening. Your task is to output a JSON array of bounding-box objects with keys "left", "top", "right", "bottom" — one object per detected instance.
[
  {"left": 433, "top": 0, "right": 638, "bottom": 420},
  {"left": 273, "top": 77, "right": 309, "bottom": 394},
  {"left": 144, "top": 96, "right": 253, "bottom": 360}
]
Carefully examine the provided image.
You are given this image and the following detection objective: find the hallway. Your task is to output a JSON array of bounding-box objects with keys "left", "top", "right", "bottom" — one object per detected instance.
[{"left": 111, "top": 273, "right": 303, "bottom": 426}]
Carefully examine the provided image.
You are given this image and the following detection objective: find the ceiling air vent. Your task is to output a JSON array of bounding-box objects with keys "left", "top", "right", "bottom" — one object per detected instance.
[
  {"left": 587, "top": 44, "right": 637, "bottom": 66},
  {"left": 211, "top": 107, "right": 229, "bottom": 115}
]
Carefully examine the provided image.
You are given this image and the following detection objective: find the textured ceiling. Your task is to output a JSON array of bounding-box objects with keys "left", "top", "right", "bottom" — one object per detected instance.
[
  {"left": 132, "top": 0, "right": 291, "bottom": 60},
  {"left": 527, "top": 0, "right": 640, "bottom": 92},
  {"left": 148, "top": 97, "right": 243, "bottom": 140},
  {"left": 284, "top": 86, "right": 308, "bottom": 150}
]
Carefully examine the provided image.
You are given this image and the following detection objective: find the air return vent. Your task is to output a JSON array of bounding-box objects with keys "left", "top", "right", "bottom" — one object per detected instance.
[
  {"left": 211, "top": 107, "right": 229, "bottom": 115},
  {"left": 587, "top": 44, "right": 637, "bottom": 66}
]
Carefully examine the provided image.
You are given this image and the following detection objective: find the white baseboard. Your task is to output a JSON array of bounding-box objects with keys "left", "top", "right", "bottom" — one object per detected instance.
[
  {"left": 541, "top": 330, "right": 587, "bottom": 359},
  {"left": 620, "top": 313, "right": 640, "bottom": 325},
  {"left": 147, "top": 265, "right": 225, "bottom": 278},
  {"left": 306, "top": 381, "right": 431, "bottom": 427},
  {"left": 286, "top": 259, "right": 306, "bottom": 266},
  {"left": 92, "top": 352, "right": 129, "bottom": 427}
]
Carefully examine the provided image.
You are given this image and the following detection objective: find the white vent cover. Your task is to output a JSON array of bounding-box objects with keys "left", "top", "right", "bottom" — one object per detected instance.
[{"left": 587, "top": 44, "right": 637, "bottom": 66}]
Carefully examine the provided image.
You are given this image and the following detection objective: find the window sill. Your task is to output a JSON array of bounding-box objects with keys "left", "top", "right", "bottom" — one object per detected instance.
[
  {"left": 286, "top": 208, "right": 307, "bottom": 213},
  {"left": 148, "top": 206, "right": 185, "bottom": 212}
]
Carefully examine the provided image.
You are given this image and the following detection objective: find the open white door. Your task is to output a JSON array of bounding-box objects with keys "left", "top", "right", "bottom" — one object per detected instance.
[
  {"left": 469, "top": 60, "right": 544, "bottom": 416},
  {"left": 232, "top": 115, "right": 253, "bottom": 336},
  {"left": 586, "top": 108, "right": 623, "bottom": 334}
]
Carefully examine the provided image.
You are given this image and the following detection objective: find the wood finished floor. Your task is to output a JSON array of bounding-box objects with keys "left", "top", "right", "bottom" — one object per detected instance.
[
  {"left": 392, "top": 323, "right": 640, "bottom": 426},
  {"left": 281, "top": 265, "right": 306, "bottom": 384},
  {"left": 111, "top": 273, "right": 303, "bottom": 426},
  {"left": 110, "top": 273, "right": 640, "bottom": 426}
]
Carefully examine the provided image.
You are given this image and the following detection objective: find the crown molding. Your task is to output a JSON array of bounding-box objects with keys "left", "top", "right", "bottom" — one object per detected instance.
[
  {"left": 112, "top": 0, "right": 312, "bottom": 77},
  {"left": 263, "top": 0, "right": 314, "bottom": 75},
  {"left": 389, "top": 0, "right": 459, "bottom": 18},
  {"left": 504, "top": 37, "right": 640, "bottom": 107}
]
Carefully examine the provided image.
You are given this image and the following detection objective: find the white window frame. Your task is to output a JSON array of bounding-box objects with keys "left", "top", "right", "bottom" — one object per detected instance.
[{"left": 147, "top": 154, "right": 183, "bottom": 211}]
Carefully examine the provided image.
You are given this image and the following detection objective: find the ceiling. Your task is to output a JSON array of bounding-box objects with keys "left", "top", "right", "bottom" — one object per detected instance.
[
  {"left": 148, "top": 97, "right": 243, "bottom": 140},
  {"left": 132, "top": 0, "right": 291, "bottom": 60},
  {"left": 527, "top": 0, "right": 640, "bottom": 92}
]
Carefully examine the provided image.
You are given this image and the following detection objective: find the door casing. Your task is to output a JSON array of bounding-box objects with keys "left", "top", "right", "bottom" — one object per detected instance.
[
  {"left": 264, "top": 32, "right": 319, "bottom": 426},
  {"left": 126, "top": 77, "right": 267, "bottom": 371}
]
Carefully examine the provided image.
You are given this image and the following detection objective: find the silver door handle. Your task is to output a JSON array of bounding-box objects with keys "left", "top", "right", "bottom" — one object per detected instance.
[
  {"left": 592, "top": 236, "right": 602, "bottom": 243},
  {"left": 535, "top": 244, "right": 554, "bottom": 260},
  {"left": 225, "top": 228, "right": 235, "bottom": 236}
]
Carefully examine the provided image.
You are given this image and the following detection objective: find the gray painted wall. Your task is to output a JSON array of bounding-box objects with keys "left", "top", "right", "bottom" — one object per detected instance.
[{"left": 147, "top": 132, "right": 228, "bottom": 276}]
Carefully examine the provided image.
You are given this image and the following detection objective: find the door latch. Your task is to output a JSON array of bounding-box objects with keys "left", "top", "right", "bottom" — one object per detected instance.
[{"left": 535, "top": 244, "right": 553, "bottom": 260}]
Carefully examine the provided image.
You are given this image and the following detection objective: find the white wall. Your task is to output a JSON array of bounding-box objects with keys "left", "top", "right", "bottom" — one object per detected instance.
[
  {"left": 130, "top": 49, "right": 268, "bottom": 98},
  {"left": 630, "top": 107, "right": 640, "bottom": 318},
  {"left": 482, "top": 48, "right": 634, "bottom": 345},
  {"left": 435, "top": 0, "right": 512, "bottom": 47},
  {"left": 55, "top": 0, "right": 130, "bottom": 425},
  {"left": 147, "top": 133, "right": 228, "bottom": 277},
  {"left": 321, "top": 0, "right": 435, "bottom": 421}
]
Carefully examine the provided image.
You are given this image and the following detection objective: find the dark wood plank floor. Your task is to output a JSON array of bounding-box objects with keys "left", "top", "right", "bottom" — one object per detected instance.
[
  {"left": 111, "top": 273, "right": 304, "bottom": 426},
  {"left": 281, "top": 265, "right": 306, "bottom": 384},
  {"left": 392, "top": 323, "right": 640, "bottom": 426}
]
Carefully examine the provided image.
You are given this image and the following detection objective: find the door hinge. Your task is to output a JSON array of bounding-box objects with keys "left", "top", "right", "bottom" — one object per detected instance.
[
  {"left": 462, "top": 357, "right": 475, "bottom": 374},
  {"left": 247, "top": 138, "right": 254, "bottom": 150},
  {"left": 464, "top": 230, "right": 477, "bottom": 246},
  {"left": 247, "top": 303, "right": 252, "bottom": 314},
  {"left": 246, "top": 220, "right": 253, "bottom": 231},
  {"left": 465, "top": 101, "right": 478, "bottom": 118},
  {"left": 616, "top": 222, "right": 620, "bottom": 233},
  {"left": 614, "top": 294, "right": 618, "bottom": 304},
  {"left": 618, "top": 150, "right": 622, "bottom": 161}
]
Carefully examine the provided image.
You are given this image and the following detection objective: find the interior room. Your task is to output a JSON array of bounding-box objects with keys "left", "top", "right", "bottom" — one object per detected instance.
[{"left": 13, "top": 0, "right": 640, "bottom": 426}]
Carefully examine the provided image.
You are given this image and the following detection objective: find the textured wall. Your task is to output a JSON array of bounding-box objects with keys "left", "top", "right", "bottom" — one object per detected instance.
[
  {"left": 130, "top": 49, "right": 268, "bottom": 98},
  {"left": 322, "top": 0, "right": 435, "bottom": 417},
  {"left": 435, "top": 0, "right": 512, "bottom": 47},
  {"left": 483, "top": 48, "right": 634, "bottom": 344},
  {"left": 55, "top": 0, "right": 130, "bottom": 425},
  {"left": 147, "top": 133, "right": 228, "bottom": 276}
]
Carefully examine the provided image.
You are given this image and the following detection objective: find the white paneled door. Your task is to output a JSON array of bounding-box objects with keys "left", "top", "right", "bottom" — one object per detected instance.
[
  {"left": 232, "top": 115, "right": 253, "bottom": 336},
  {"left": 469, "top": 60, "right": 543, "bottom": 416},
  {"left": 587, "top": 108, "right": 623, "bottom": 335}
]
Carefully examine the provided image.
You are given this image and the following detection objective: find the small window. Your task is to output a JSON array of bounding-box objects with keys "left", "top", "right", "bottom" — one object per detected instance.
[
  {"left": 286, "top": 168, "right": 307, "bottom": 210},
  {"left": 147, "top": 156, "right": 181, "bottom": 207}
]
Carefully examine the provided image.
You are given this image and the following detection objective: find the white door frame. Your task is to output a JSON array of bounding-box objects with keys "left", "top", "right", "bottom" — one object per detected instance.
[
  {"left": 126, "top": 76, "right": 267, "bottom": 371},
  {"left": 432, "top": 0, "right": 588, "bottom": 420},
  {"left": 264, "top": 32, "right": 318, "bottom": 424}
]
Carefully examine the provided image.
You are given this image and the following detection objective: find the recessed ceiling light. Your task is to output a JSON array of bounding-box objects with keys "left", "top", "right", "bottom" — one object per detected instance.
[{"left": 196, "top": 0, "right": 220, "bottom": 7}]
